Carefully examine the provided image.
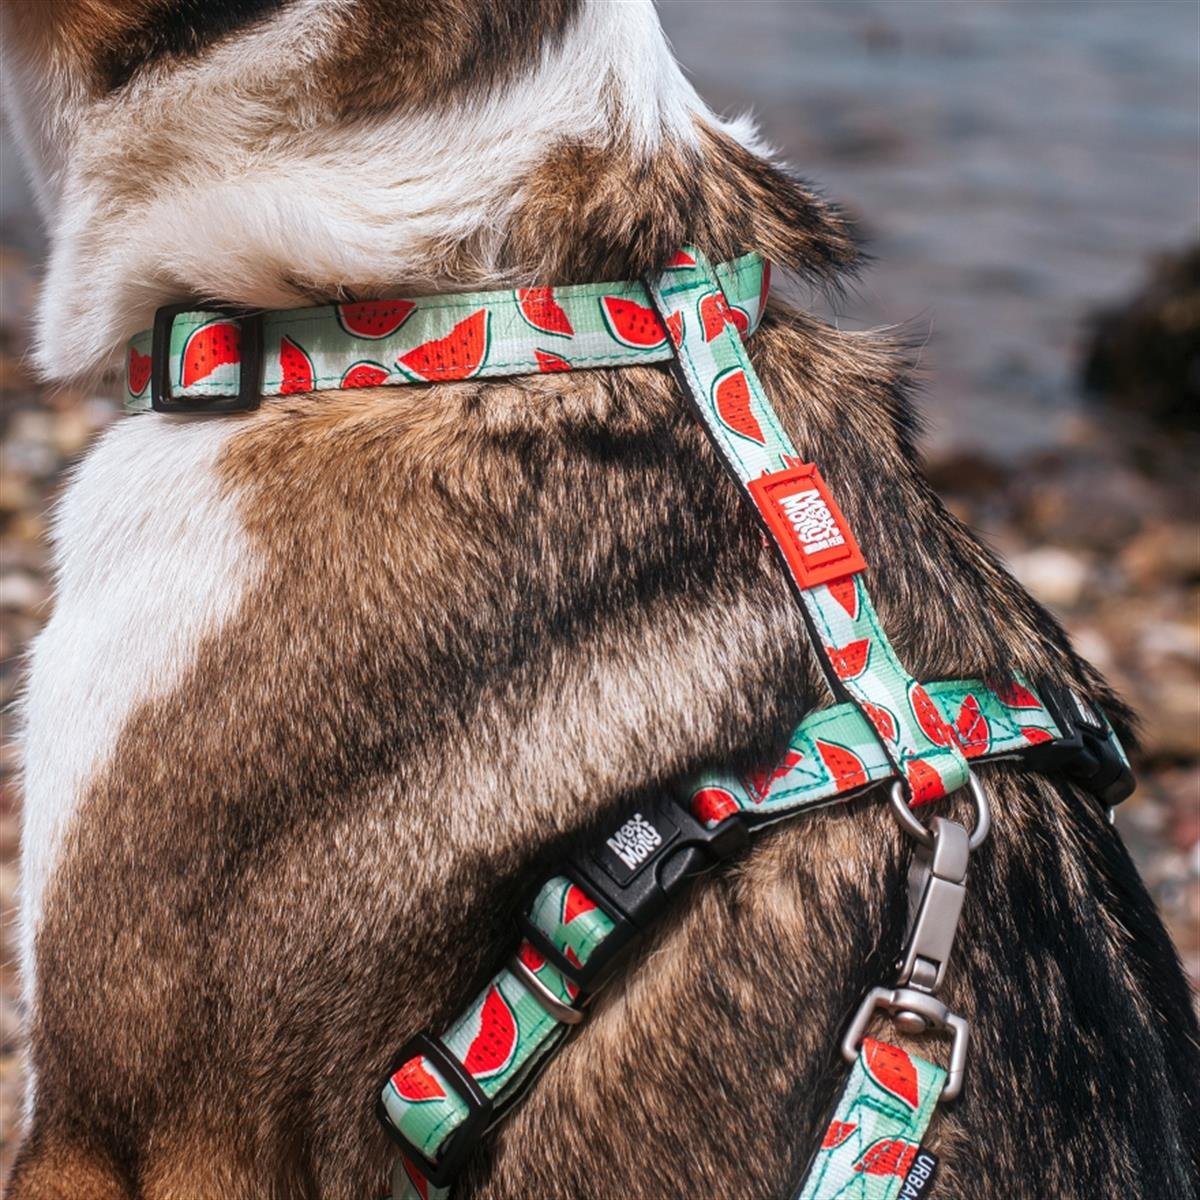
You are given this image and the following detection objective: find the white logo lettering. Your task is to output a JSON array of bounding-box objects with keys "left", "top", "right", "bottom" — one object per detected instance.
[
  {"left": 897, "top": 1152, "right": 938, "bottom": 1199},
  {"left": 779, "top": 489, "right": 845, "bottom": 556},
  {"left": 606, "top": 813, "right": 663, "bottom": 871}
]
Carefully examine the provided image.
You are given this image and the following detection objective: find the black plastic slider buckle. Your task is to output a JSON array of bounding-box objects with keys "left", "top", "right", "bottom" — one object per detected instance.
[
  {"left": 1024, "top": 683, "right": 1135, "bottom": 808},
  {"left": 518, "top": 793, "right": 749, "bottom": 993},
  {"left": 376, "top": 1033, "right": 493, "bottom": 1187},
  {"left": 150, "top": 302, "right": 264, "bottom": 414}
]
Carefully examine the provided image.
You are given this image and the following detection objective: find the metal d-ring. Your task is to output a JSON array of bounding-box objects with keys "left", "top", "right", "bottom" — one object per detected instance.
[
  {"left": 508, "top": 953, "right": 586, "bottom": 1026},
  {"left": 890, "top": 771, "right": 991, "bottom": 852}
]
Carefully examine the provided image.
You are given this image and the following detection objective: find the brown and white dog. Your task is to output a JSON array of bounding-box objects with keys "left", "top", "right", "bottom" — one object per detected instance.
[{"left": 3, "top": 2, "right": 1198, "bottom": 1198}]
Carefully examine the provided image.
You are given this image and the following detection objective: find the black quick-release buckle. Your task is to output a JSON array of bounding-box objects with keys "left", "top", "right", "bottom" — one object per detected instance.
[
  {"left": 518, "top": 793, "right": 749, "bottom": 993},
  {"left": 375, "top": 1032, "right": 494, "bottom": 1188},
  {"left": 150, "top": 302, "right": 264, "bottom": 414},
  {"left": 1024, "top": 683, "right": 1135, "bottom": 808}
]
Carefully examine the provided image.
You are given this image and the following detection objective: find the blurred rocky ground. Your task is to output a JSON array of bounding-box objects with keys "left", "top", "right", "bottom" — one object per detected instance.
[{"left": 1, "top": 0, "right": 1197, "bottom": 1175}]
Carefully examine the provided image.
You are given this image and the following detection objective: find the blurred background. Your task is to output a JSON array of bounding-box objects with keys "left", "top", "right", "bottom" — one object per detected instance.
[{"left": 0, "top": 0, "right": 1197, "bottom": 1175}]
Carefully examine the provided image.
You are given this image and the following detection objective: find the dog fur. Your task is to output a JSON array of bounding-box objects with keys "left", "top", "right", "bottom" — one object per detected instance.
[{"left": 3, "top": 2, "right": 1198, "bottom": 1197}]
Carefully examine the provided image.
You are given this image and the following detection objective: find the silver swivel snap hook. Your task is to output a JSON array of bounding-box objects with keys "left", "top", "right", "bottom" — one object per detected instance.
[{"left": 842, "top": 770, "right": 990, "bottom": 1102}]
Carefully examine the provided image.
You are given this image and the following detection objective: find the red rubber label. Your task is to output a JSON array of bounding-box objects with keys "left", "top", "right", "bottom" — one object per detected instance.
[{"left": 747, "top": 463, "right": 867, "bottom": 588}]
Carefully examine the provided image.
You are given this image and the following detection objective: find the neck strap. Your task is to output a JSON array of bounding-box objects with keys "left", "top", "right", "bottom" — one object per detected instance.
[{"left": 123, "top": 252, "right": 769, "bottom": 413}]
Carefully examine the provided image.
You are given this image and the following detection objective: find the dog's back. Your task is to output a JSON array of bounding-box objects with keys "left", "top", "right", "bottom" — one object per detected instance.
[{"left": 4, "top": 3, "right": 1198, "bottom": 1198}]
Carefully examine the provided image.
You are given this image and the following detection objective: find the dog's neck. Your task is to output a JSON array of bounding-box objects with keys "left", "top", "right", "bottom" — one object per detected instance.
[{"left": 5, "top": 0, "right": 791, "bottom": 384}]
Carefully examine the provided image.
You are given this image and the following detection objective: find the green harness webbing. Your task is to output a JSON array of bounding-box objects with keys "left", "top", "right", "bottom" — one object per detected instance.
[{"left": 125, "top": 249, "right": 1133, "bottom": 1200}]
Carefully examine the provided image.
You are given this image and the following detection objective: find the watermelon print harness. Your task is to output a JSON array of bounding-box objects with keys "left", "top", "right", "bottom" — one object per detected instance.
[{"left": 126, "top": 247, "right": 1135, "bottom": 1200}]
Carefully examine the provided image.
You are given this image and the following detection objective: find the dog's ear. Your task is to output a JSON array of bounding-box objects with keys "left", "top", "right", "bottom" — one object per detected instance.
[{"left": 504, "top": 121, "right": 860, "bottom": 288}]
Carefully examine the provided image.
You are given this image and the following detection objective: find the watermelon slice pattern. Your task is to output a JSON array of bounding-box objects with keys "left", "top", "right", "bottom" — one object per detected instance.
[
  {"left": 127, "top": 347, "right": 152, "bottom": 397},
  {"left": 123, "top": 254, "right": 770, "bottom": 411},
  {"left": 516, "top": 288, "right": 574, "bottom": 337},
  {"left": 534, "top": 348, "right": 572, "bottom": 373},
  {"left": 795, "top": 1037, "right": 944, "bottom": 1200}
]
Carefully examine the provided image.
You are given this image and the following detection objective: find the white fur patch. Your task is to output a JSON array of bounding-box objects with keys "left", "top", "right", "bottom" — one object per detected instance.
[
  {"left": 18, "top": 416, "right": 258, "bottom": 1020},
  {"left": 23, "top": 0, "right": 754, "bottom": 382}
]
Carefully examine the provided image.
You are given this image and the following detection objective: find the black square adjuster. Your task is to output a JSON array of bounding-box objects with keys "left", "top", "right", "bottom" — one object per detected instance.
[
  {"left": 376, "top": 1033, "right": 493, "bottom": 1187},
  {"left": 150, "top": 302, "right": 264, "bottom": 414},
  {"left": 1023, "top": 683, "right": 1136, "bottom": 808}
]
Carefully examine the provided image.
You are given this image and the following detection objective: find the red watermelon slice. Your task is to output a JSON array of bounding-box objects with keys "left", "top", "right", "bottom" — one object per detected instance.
[
  {"left": 398, "top": 309, "right": 490, "bottom": 382},
  {"left": 954, "top": 694, "right": 990, "bottom": 758},
  {"left": 181, "top": 320, "right": 240, "bottom": 387},
  {"left": 862, "top": 1038, "right": 919, "bottom": 1108},
  {"left": 825, "top": 577, "right": 860, "bottom": 618},
  {"left": 599, "top": 295, "right": 667, "bottom": 349},
  {"left": 827, "top": 638, "right": 870, "bottom": 681},
  {"left": 743, "top": 749, "right": 804, "bottom": 803},
  {"left": 1020, "top": 726, "right": 1054, "bottom": 746},
  {"left": 821, "top": 1121, "right": 858, "bottom": 1150},
  {"left": 534, "top": 348, "right": 571, "bottom": 373},
  {"left": 904, "top": 757, "right": 944, "bottom": 806},
  {"left": 698, "top": 290, "right": 749, "bottom": 341},
  {"left": 666, "top": 249, "right": 698, "bottom": 269},
  {"left": 128, "top": 347, "right": 152, "bottom": 396},
  {"left": 909, "top": 683, "right": 954, "bottom": 748},
  {"left": 855, "top": 1139, "right": 919, "bottom": 1178},
  {"left": 692, "top": 786, "right": 739, "bottom": 824},
  {"left": 279, "top": 336, "right": 314, "bottom": 394},
  {"left": 997, "top": 679, "right": 1041, "bottom": 709},
  {"left": 390, "top": 1056, "right": 446, "bottom": 1103},
  {"left": 561, "top": 883, "right": 597, "bottom": 925},
  {"left": 816, "top": 740, "right": 869, "bottom": 789},
  {"left": 463, "top": 984, "right": 519, "bottom": 1080},
  {"left": 863, "top": 702, "right": 898, "bottom": 743},
  {"left": 711, "top": 368, "right": 765, "bottom": 444},
  {"left": 340, "top": 360, "right": 389, "bottom": 389},
  {"left": 563, "top": 946, "right": 583, "bottom": 1000},
  {"left": 516, "top": 288, "right": 574, "bottom": 337},
  {"left": 517, "top": 940, "right": 546, "bottom": 972},
  {"left": 336, "top": 299, "right": 415, "bottom": 339},
  {"left": 665, "top": 310, "right": 684, "bottom": 348},
  {"left": 400, "top": 1154, "right": 431, "bottom": 1200}
]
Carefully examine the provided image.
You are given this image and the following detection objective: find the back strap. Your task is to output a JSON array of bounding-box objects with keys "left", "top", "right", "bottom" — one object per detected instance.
[{"left": 644, "top": 248, "right": 971, "bottom": 804}]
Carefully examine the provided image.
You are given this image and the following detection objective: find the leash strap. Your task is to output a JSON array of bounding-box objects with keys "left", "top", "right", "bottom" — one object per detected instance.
[
  {"left": 794, "top": 1039, "right": 945, "bottom": 1200},
  {"left": 124, "top": 252, "right": 768, "bottom": 412}
]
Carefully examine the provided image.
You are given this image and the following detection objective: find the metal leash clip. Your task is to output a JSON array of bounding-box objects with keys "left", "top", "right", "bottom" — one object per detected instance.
[{"left": 842, "top": 773, "right": 990, "bottom": 1101}]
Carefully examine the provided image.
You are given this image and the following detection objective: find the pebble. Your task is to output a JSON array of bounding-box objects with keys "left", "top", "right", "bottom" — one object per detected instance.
[{"left": 1006, "top": 545, "right": 1091, "bottom": 608}]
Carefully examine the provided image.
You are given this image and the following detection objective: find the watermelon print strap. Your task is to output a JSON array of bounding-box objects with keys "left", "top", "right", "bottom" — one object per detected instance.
[
  {"left": 380, "top": 876, "right": 613, "bottom": 1190},
  {"left": 687, "top": 675, "right": 1062, "bottom": 829},
  {"left": 124, "top": 254, "right": 768, "bottom": 410},
  {"left": 644, "top": 249, "right": 972, "bottom": 807},
  {"left": 793, "top": 1039, "right": 944, "bottom": 1200}
]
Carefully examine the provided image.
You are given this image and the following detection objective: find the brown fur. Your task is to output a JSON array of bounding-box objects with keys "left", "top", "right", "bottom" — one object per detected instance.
[
  {"left": 504, "top": 126, "right": 859, "bottom": 287},
  {"left": 7, "top": 3, "right": 1199, "bottom": 1198},
  {"left": 323, "top": 0, "right": 582, "bottom": 117}
]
